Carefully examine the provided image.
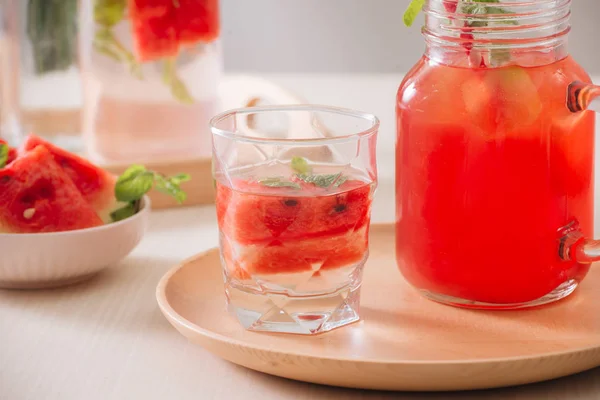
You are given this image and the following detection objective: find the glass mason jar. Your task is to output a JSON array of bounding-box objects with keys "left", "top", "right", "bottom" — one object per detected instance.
[
  {"left": 0, "top": 0, "right": 81, "bottom": 150},
  {"left": 78, "top": 0, "right": 222, "bottom": 164},
  {"left": 396, "top": 0, "right": 600, "bottom": 309}
]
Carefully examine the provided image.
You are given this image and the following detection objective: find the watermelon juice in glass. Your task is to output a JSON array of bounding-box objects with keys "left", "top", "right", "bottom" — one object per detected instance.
[
  {"left": 78, "top": 0, "right": 221, "bottom": 163},
  {"left": 396, "top": 0, "right": 600, "bottom": 309},
  {"left": 211, "top": 105, "right": 379, "bottom": 334}
]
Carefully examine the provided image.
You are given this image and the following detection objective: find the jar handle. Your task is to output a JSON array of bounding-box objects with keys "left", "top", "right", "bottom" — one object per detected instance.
[{"left": 559, "top": 82, "right": 600, "bottom": 263}]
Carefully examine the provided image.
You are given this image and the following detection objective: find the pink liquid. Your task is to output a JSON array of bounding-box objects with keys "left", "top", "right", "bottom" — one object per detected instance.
[{"left": 83, "top": 94, "right": 217, "bottom": 163}]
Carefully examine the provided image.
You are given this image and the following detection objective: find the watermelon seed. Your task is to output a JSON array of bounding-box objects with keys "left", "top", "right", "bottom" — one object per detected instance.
[
  {"left": 0, "top": 176, "right": 9, "bottom": 184},
  {"left": 333, "top": 204, "right": 347, "bottom": 213},
  {"left": 23, "top": 208, "right": 36, "bottom": 220},
  {"left": 39, "top": 185, "right": 53, "bottom": 199},
  {"left": 21, "top": 194, "right": 34, "bottom": 204},
  {"left": 283, "top": 199, "right": 298, "bottom": 207}
]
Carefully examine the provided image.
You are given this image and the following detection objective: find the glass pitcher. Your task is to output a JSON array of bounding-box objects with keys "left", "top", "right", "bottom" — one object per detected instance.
[
  {"left": 78, "top": 0, "right": 221, "bottom": 164},
  {"left": 396, "top": 0, "right": 600, "bottom": 309}
]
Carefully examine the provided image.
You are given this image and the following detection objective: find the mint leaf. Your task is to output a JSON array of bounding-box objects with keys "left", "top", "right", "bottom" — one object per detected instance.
[
  {"left": 94, "top": 27, "right": 143, "bottom": 79},
  {"left": 115, "top": 165, "right": 190, "bottom": 203},
  {"left": 486, "top": 6, "right": 518, "bottom": 25},
  {"left": 154, "top": 173, "right": 190, "bottom": 204},
  {"left": 404, "top": 1, "right": 516, "bottom": 29},
  {"left": 258, "top": 177, "right": 301, "bottom": 189},
  {"left": 291, "top": 156, "right": 312, "bottom": 175},
  {"left": 489, "top": 48, "right": 512, "bottom": 67},
  {"left": 296, "top": 172, "right": 344, "bottom": 189},
  {"left": 333, "top": 175, "right": 348, "bottom": 188},
  {"left": 0, "top": 144, "right": 8, "bottom": 168},
  {"left": 403, "top": 0, "right": 425, "bottom": 27},
  {"left": 110, "top": 201, "right": 138, "bottom": 222},
  {"left": 163, "top": 58, "right": 194, "bottom": 104},
  {"left": 94, "top": 0, "right": 126, "bottom": 27},
  {"left": 112, "top": 165, "right": 190, "bottom": 222},
  {"left": 115, "top": 166, "right": 154, "bottom": 202},
  {"left": 461, "top": 1, "right": 517, "bottom": 27},
  {"left": 117, "top": 164, "right": 146, "bottom": 182},
  {"left": 170, "top": 173, "right": 191, "bottom": 185}
]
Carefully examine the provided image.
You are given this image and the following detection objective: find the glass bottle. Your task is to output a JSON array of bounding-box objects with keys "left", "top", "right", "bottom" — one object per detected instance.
[
  {"left": 396, "top": 0, "right": 600, "bottom": 309},
  {"left": 78, "top": 0, "right": 222, "bottom": 164},
  {"left": 0, "top": 0, "right": 81, "bottom": 150}
]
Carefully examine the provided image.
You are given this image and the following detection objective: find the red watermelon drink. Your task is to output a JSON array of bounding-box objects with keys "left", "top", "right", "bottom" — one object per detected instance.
[
  {"left": 396, "top": 0, "right": 600, "bottom": 308},
  {"left": 211, "top": 105, "right": 379, "bottom": 335},
  {"left": 78, "top": 0, "right": 221, "bottom": 163}
]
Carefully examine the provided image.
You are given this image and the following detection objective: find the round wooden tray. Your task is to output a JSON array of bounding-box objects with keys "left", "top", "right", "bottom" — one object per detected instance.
[{"left": 156, "top": 224, "right": 600, "bottom": 392}]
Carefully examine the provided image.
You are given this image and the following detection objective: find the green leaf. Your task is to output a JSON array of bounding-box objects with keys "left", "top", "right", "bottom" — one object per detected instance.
[
  {"left": 291, "top": 156, "right": 312, "bottom": 175},
  {"left": 462, "top": 1, "right": 517, "bottom": 27},
  {"left": 94, "top": 0, "right": 126, "bottom": 27},
  {"left": 170, "top": 173, "right": 192, "bottom": 185},
  {"left": 333, "top": 175, "right": 348, "bottom": 188},
  {"left": 403, "top": 0, "right": 425, "bottom": 27},
  {"left": 117, "top": 164, "right": 147, "bottom": 183},
  {"left": 163, "top": 59, "right": 195, "bottom": 104},
  {"left": 110, "top": 201, "right": 138, "bottom": 222},
  {"left": 296, "top": 172, "right": 345, "bottom": 189},
  {"left": 115, "top": 168, "right": 154, "bottom": 203},
  {"left": 486, "top": 6, "right": 518, "bottom": 25},
  {"left": 154, "top": 174, "right": 188, "bottom": 204},
  {"left": 115, "top": 164, "right": 192, "bottom": 204},
  {"left": 0, "top": 144, "right": 8, "bottom": 168},
  {"left": 489, "top": 48, "right": 512, "bottom": 67},
  {"left": 93, "top": 40, "right": 122, "bottom": 62},
  {"left": 94, "top": 27, "right": 143, "bottom": 79},
  {"left": 258, "top": 177, "right": 301, "bottom": 189}
]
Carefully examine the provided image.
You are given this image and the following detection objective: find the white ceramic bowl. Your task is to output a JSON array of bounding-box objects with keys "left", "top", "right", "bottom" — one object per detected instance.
[{"left": 0, "top": 196, "right": 150, "bottom": 289}]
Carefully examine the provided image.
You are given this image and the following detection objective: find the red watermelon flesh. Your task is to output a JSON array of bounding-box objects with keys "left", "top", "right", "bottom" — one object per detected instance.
[
  {"left": 0, "top": 139, "right": 17, "bottom": 167},
  {"left": 22, "top": 135, "right": 123, "bottom": 223},
  {"left": 216, "top": 179, "right": 373, "bottom": 245},
  {"left": 129, "top": 0, "right": 220, "bottom": 62},
  {"left": 129, "top": 0, "right": 178, "bottom": 62},
  {"left": 222, "top": 227, "right": 370, "bottom": 276},
  {"left": 175, "top": 0, "right": 220, "bottom": 45},
  {"left": 0, "top": 146, "right": 103, "bottom": 233},
  {"left": 217, "top": 178, "right": 373, "bottom": 275}
]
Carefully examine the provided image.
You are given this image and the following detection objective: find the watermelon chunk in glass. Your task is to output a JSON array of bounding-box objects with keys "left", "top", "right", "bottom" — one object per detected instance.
[
  {"left": 22, "top": 135, "right": 125, "bottom": 223},
  {"left": 128, "top": 0, "right": 220, "bottom": 62},
  {"left": 0, "top": 146, "right": 104, "bottom": 233},
  {"left": 222, "top": 227, "right": 370, "bottom": 276},
  {"left": 217, "top": 178, "right": 373, "bottom": 276},
  {"left": 216, "top": 179, "right": 372, "bottom": 246}
]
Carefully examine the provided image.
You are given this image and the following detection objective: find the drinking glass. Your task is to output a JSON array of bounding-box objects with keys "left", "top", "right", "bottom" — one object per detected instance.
[{"left": 211, "top": 105, "right": 379, "bottom": 334}]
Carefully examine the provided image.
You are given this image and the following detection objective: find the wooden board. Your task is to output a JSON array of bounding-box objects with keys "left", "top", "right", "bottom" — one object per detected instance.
[{"left": 156, "top": 223, "right": 600, "bottom": 392}]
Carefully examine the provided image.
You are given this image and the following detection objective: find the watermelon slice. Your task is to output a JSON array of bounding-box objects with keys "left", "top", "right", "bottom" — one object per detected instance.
[
  {"left": 22, "top": 135, "right": 125, "bottom": 223},
  {"left": 0, "top": 146, "right": 103, "bottom": 233},
  {"left": 223, "top": 227, "right": 370, "bottom": 276},
  {"left": 174, "top": 0, "right": 220, "bottom": 45},
  {"left": 217, "top": 179, "right": 373, "bottom": 245},
  {"left": 128, "top": 0, "right": 220, "bottom": 62},
  {"left": 0, "top": 139, "right": 17, "bottom": 167},
  {"left": 217, "top": 177, "right": 373, "bottom": 275}
]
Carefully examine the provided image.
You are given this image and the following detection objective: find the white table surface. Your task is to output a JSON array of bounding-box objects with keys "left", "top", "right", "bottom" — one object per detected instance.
[{"left": 3, "top": 73, "right": 600, "bottom": 400}]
